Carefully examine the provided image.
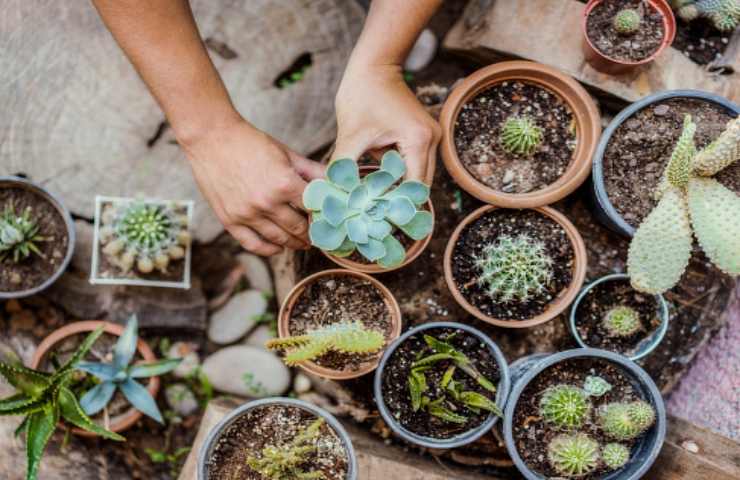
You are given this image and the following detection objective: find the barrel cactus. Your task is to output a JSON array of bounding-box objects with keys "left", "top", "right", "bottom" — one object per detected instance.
[
  {"left": 613, "top": 9, "right": 642, "bottom": 34},
  {"left": 547, "top": 433, "right": 600, "bottom": 477},
  {"left": 500, "top": 115, "right": 543, "bottom": 156},
  {"left": 628, "top": 115, "right": 740, "bottom": 294},
  {"left": 602, "top": 442, "right": 631, "bottom": 470},
  {"left": 0, "top": 203, "right": 47, "bottom": 263},
  {"left": 671, "top": 0, "right": 740, "bottom": 31},
  {"left": 303, "top": 151, "right": 432, "bottom": 268},
  {"left": 539, "top": 384, "right": 591, "bottom": 429},
  {"left": 603, "top": 306, "right": 642, "bottom": 337},
  {"left": 599, "top": 400, "right": 656, "bottom": 441}
]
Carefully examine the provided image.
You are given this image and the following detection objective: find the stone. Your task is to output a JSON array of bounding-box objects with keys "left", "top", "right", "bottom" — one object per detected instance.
[
  {"left": 293, "top": 373, "right": 312, "bottom": 394},
  {"left": 208, "top": 289, "right": 268, "bottom": 344},
  {"left": 404, "top": 28, "right": 437, "bottom": 72},
  {"left": 167, "top": 342, "right": 201, "bottom": 378},
  {"left": 654, "top": 104, "right": 670, "bottom": 116},
  {"left": 236, "top": 253, "right": 273, "bottom": 294},
  {"left": 244, "top": 324, "right": 275, "bottom": 350},
  {"left": 165, "top": 383, "right": 199, "bottom": 417},
  {"left": 201, "top": 346, "right": 289, "bottom": 398}
]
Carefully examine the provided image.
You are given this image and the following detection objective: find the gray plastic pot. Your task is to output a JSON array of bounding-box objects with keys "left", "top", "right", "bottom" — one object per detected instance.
[
  {"left": 373, "top": 321, "right": 511, "bottom": 449},
  {"left": 0, "top": 176, "right": 75, "bottom": 299},
  {"left": 590, "top": 90, "right": 740, "bottom": 237},
  {"left": 569, "top": 274, "right": 670, "bottom": 361},
  {"left": 197, "top": 397, "right": 358, "bottom": 480},
  {"left": 504, "top": 349, "right": 666, "bottom": 480}
]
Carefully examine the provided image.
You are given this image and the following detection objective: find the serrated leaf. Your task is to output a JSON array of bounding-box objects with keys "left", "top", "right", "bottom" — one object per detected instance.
[
  {"left": 387, "top": 197, "right": 416, "bottom": 226},
  {"left": 59, "top": 387, "right": 124, "bottom": 441},
  {"left": 427, "top": 400, "right": 468, "bottom": 424},
  {"left": 380, "top": 150, "right": 406, "bottom": 180},
  {"left": 377, "top": 235, "right": 406, "bottom": 268},
  {"left": 26, "top": 406, "right": 58, "bottom": 480},
  {"left": 321, "top": 195, "right": 349, "bottom": 228},
  {"left": 0, "top": 393, "right": 45, "bottom": 416},
  {"left": 129, "top": 358, "right": 181, "bottom": 378},
  {"left": 120, "top": 378, "right": 163, "bottom": 424},
  {"left": 460, "top": 391, "right": 502, "bottom": 417},
  {"left": 0, "top": 363, "right": 50, "bottom": 397},
  {"left": 364, "top": 171, "right": 396, "bottom": 197},
  {"left": 383, "top": 181, "right": 430, "bottom": 205},
  {"left": 346, "top": 216, "right": 369, "bottom": 244},
  {"left": 76, "top": 362, "right": 117, "bottom": 381},
  {"left": 327, "top": 158, "right": 360, "bottom": 191},
  {"left": 356, "top": 238, "right": 386, "bottom": 261},
  {"left": 303, "top": 180, "right": 347, "bottom": 211},
  {"left": 309, "top": 219, "right": 347, "bottom": 250},
  {"left": 79, "top": 381, "right": 116, "bottom": 416},
  {"left": 55, "top": 327, "right": 104, "bottom": 380},
  {"left": 398, "top": 210, "right": 433, "bottom": 240}
]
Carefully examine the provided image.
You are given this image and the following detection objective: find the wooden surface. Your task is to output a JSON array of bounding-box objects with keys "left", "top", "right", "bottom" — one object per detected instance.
[
  {"left": 443, "top": 0, "right": 740, "bottom": 107},
  {"left": 0, "top": 0, "right": 363, "bottom": 242}
]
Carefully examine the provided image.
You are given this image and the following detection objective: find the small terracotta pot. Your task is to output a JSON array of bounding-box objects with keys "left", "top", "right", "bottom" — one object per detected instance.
[
  {"left": 443, "top": 205, "right": 587, "bottom": 328},
  {"left": 30, "top": 320, "right": 159, "bottom": 436},
  {"left": 582, "top": 0, "right": 676, "bottom": 74},
  {"left": 319, "top": 165, "right": 434, "bottom": 274},
  {"left": 439, "top": 61, "right": 600, "bottom": 209},
  {"left": 277, "top": 269, "right": 402, "bottom": 380}
]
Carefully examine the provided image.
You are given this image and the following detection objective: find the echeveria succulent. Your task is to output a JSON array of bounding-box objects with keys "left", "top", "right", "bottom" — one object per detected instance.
[{"left": 303, "top": 151, "right": 433, "bottom": 268}]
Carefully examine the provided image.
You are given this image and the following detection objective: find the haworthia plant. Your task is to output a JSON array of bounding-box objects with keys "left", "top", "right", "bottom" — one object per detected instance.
[
  {"left": 628, "top": 115, "right": 740, "bottom": 294},
  {"left": 0, "top": 202, "right": 47, "bottom": 263},
  {"left": 303, "top": 151, "right": 433, "bottom": 268}
]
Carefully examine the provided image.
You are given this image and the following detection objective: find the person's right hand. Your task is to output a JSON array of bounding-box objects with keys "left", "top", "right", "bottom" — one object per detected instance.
[{"left": 182, "top": 118, "right": 325, "bottom": 256}]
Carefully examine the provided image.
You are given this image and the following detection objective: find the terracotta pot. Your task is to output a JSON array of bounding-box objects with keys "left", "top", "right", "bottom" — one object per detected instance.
[
  {"left": 30, "top": 320, "right": 159, "bottom": 436},
  {"left": 277, "top": 269, "right": 402, "bottom": 380},
  {"left": 319, "top": 165, "right": 434, "bottom": 274},
  {"left": 443, "top": 205, "right": 587, "bottom": 328},
  {"left": 439, "top": 61, "right": 600, "bottom": 209},
  {"left": 582, "top": 0, "right": 676, "bottom": 74}
]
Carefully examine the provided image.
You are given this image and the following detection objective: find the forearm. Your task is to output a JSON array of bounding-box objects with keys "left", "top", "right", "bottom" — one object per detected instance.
[{"left": 91, "top": 0, "right": 241, "bottom": 144}]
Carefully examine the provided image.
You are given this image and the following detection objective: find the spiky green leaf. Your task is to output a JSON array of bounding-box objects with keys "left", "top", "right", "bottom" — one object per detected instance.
[
  {"left": 0, "top": 363, "right": 50, "bottom": 397},
  {"left": 25, "top": 406, "right": 58, "bottom": 480},
  {"left": 58, "top": 387, "right": 124, "bottom": 441}
]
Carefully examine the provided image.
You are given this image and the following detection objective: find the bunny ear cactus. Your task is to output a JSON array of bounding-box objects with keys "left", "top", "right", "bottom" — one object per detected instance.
[
  {"left": 0, "top": 327, "right": 124, "bottom": 480},
  {"left": 628, "top": 115, "right": 740, "bottom": 294},
  {"left": 303, "top": 151, "right": 433, "bottom": 268}
]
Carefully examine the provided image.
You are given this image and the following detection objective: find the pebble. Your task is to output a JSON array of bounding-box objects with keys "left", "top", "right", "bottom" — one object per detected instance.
[
  {"left": 244, "top": 325, "right": 275, "bottom": 350},
  {"left": 403, "top": 28, "right": 437, "bottom": 72},
  {"left": 208, "top": 289, "right": 268, "bottom": 344},
  {"left": 653, "top": 105, "right": 670, "bottom": 116},
  {"left": 236, "top": 253, "right": 273, "bottom": 294},
  {"left": 167, "top": 342, "right": 201, "bottom": 378},
  {"left": 165, "top": 383, "right": 199, "bottom": 417},
  {"left": 681, "top": 440, "right": 699, "bottom": 453},
  {"left": 293, "top": 373, "right": 312, "bottom": 394},
  {"left": 201, "top": 346, "right": 289, "bottom": 398},
  {"left": 502, "top": 169, "right": 515, "bottom": 185}
]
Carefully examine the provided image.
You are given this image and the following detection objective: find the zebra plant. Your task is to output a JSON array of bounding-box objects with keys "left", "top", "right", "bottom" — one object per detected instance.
[{"left": 303, "top": 151, "right": 433, "bottom": 268}]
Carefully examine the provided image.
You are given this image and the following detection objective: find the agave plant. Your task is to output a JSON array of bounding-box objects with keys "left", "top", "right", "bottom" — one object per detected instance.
[
  {"left": 303, "top": 151, "right": 433, "bottom": 268},
  {"left": 76, "top": 316, "right": 181, "bottom": 423},
  {"left": 628, "top": 115, "right": 740, "bottom": 294},
  {"left": 0, "top": 202, "right": 47, "bottom": 263},
  {"left": 0, "top": 327, "right": 124, "bottom": 480}
]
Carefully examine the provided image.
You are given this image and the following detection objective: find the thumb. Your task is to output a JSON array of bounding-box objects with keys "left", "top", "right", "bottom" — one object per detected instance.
[
  {"left": 290, "top": 154, "right": 326, "bottom": 181},
  {"left": 332, "top": 132, "right": 375, "bottom": 163}
]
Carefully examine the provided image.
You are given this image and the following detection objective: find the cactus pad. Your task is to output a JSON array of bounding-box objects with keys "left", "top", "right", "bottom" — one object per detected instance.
[{"left": 694, "top": 117, "right": 740, "bottom": 176}]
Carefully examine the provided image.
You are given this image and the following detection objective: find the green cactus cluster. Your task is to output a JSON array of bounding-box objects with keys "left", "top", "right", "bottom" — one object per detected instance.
[
  {"left": 628, "top": 115, "right": 740, "bottom": 294},
  {"left": 474, "top": 234, "right": 554, "bottom": 303},
  {"left": 671, "top": 0, "right": 740, "bottom": 31},
  {"left": 539, "top": 385, "right": 591, "bottom": 429},
  {"left": 602, "top": 442, "right": 631, "bottom": 470},
  {"left": 246, "top": 417, "right": 326, "bottom": 479},
  {"left": 0, "top": 202, "right": 47, "bottom": 263},
  {"left": 499, "top": 115, "right": 544, "bottom": 156},
  {"left": 599, "top": 400, "right": 656, "bottom": 441},
  {"left": 547, "top": 433, "right": 600, "bottom": 477},
  {"left": 603, "top": 306, "right": 642, "bottom": 337},
  {"left": 613, "top": 9, "right": 642, "bottom": 34}
]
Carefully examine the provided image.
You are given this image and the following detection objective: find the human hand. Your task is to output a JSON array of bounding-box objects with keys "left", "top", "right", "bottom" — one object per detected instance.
[
  {"left": 183, "top": 119, "right": 325, "bottom": 256},
  {"left": 333, "top": 64, "right": 440, "bottom": 183}
]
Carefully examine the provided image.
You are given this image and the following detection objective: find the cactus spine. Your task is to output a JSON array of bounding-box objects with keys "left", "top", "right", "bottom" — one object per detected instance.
[
  {"left": 547, "top": 433, "right": 600, "bottom": 477},
  {"left": 603, "top": 306, "right": 642, "bottom": 337},
  {"left": 602, "top": 442, "right": 631, "bottom": 470},
  {"left": 539, "top": 385, "right": 591, "bottom": 429},
  {"left": 614, "top": 9, "right": 642, "bottom": 34},
  {"left": 599, "top": 400, "right": 656, "bottom": 441},
  {"left": 500, "top": 116, "right": 544, "bottom": 156}
]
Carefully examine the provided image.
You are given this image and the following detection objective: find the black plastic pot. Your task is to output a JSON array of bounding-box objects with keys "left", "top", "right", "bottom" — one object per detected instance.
[
  {"left": 374, "top": 321, "right": 511, "bottom": 449},
  {"left": 504, "top": 349, "right": 666, "bottom": 480},
  {"left": 197, "top": 397, "right": 358, "bottom": 480},
  {"left": 590, "top": 90, "right": 740, "bottom": 237}
]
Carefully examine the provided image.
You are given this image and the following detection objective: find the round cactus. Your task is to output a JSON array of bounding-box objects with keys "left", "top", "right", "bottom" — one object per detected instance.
[
  {"left": 547, "top": 433, "right": 600, "bottom": 477},
  {"left": 602, "top": 442, "right": 631, "bottom": 470},
  {"left": 539, "top": 385, "right": 591, "bottom": 429},
  {"left": 499, "top": 115, "right": 543, "bottom": 156},
  {"left": 599, "top": 401, "right": 656, "bottom": 441},
  {"left": 628, "top": 400, "right": 657, "bottom": 431},
  {"left": 602, "top": 306, "right": 642, "bottom": 337},
  {"left": 475, "top": 234, "right": 553, "bottom": 303},
  {"left": 613, "top": 9, "right": 641, "bottom": 35}
]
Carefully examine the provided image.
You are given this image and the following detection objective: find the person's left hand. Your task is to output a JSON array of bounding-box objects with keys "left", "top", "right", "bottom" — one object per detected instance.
[{"left": 333, "top": 64, "right": 440, "bottom": 184}]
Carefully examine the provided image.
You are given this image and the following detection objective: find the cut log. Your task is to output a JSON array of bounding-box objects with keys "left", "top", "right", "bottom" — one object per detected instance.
[{"left": 0, "top": 0, "right": 363, "bottom": 241}]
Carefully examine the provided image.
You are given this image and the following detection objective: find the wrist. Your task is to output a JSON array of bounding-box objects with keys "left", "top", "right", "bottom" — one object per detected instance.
[{"left": 172, "top": 105, "right": 244, "bottom": 151}]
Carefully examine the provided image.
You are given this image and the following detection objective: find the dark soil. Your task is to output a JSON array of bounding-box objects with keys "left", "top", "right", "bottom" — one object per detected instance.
[
  {"left": 512, "top": 358, "right": 653, "bottom": 478},
  {"left": 586, "top": 0, "right": 665, "bottom": 62},
  {"left": 0, "top": 187, "right": 69, "bottom": 292},
  {"left": 287, "top": 274, "right": 393, "bottom": 372},
  {"left": 574, "top": 277, "right": 662, "bottom": 356},
  {"left": 454, "top": 81, "right": 576, "bottom": 194},
  {"left": 451, "top": 208, "right": 575, "bottom": 321},
  {"left": 673, "top": 17, "right": 732, "bottom": 66},
  {"left": 206, "top": 404, "right": 349, "bottom": 480},
  {"left": 380, "top": 327, "right": 501, "bottom": 439},
  {"left": 603, "top": 98, "right": 738, "bottom": 227}
]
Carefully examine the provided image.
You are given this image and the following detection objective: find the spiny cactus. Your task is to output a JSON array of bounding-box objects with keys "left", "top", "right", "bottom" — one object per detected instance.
[
  {"left": 0, "top": 203, "right": 47, "bottom": 263},
  {"left": 246, "top": 417, "right": 326, "bottom": 479},
  {"left": 547, "top": 433, "right": 600, "bottom": 477},
  {"left": 628, "top": 115, "right": 740, "bottom": 294},
  {"left": 603, "top": 306, "right": 642, "bottom": 337},
  {"left": 303, "top": 151, "right": 433, "bottom": 268},
  {"left": 602, "top": 442, "right": 631, "bottom": 470},
  {"left": 500, "top": 115, "right": 544, "bottom": 156},
  {"left": 539, "top": 385, "right": 591, "bottom": 429},
  {"left": 474, "top": 234, "right": 553, "bottom": 303},
  {"left": 583, "top": 375, "right": 612, "bottom": 397},
  {"left": 613, "top": 9, "right": 642, "bottom": 34},
  {"left": 671, "top": 0, "right": 740, "bottom": 32},
  {"left": 99, "top": 200, "right": 190, "bottom": 275},
  {"left": 599, "top": 400, "right": 656, "bottom": 441},
  {"left": 266, "top": 321, "right": 384, "bottom": 366}
]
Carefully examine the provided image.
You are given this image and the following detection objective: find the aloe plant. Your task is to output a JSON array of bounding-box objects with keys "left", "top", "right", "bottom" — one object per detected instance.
[
  {"left": 628, "top": 115, "right": 740, "bottom": 294},
  {"left": 77, "top": 316, "right": 181, "bottom": 423},
  {"left": 303, "top": 151, "right": 433, "bottom": 268},
  {"left": 0, "top": 202, "right": 47, "bottom": 263},
  {"left": 0, "top": 327, "right": 124, "bottom": 480},
  {"left": 246, "top": 417, "right": 326, "bottom": 479}
]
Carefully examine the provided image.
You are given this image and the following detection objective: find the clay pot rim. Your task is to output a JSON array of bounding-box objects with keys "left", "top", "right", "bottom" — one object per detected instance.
[
  {"left": 439, "top": 60, "right": 601, "bottom": 208},
  {"left": 582, "top": 0, "right": 677, "bottom": 68},
  {"left": 277, "top": 268, "right": 403, "bottom": 380},
  {"left": 0, "top": 176, "right": 76, "bottom": 300},
  {"left": 320, "top": 165, "right": 435, "bottom": 274},
  {"left": 443, "top": 205, "right": 587, "bottom": 328},
  {"left": 30, "top": 320, "right": 159, "bottom": 436}
]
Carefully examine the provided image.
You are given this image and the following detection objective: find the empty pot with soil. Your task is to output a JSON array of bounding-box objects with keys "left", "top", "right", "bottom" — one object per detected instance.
[
  {"left": 271, "top": 269, "right": 402, "bottom": 380},
  {"left": 198, "top": 397, "right": 357, "bottom": 480},
  {"left": 444, "top": 205, "right": 587, "bottom": 328},
  {"left": 591, "top": 90, "right": 739, "bottom": 237},
  {"left": 0, "top": 176, "right": 75, "bottom": 299},
  {"left": 569, "top": 274, "right": 670, "bottom": 361},
  {"left": 504, "top": 349, "right": 666, "bottom": 480},
  {"left": 439, "top": 61, "right": 601, "bottom": 208},
  {"left": 373, "top": 322, "right": 510, "bottom": 449},
  {"left": 582, "top": 0, "right": 677, "bottom": 74}
]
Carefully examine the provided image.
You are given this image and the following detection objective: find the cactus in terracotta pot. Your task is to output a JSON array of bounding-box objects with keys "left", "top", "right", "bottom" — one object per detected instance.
[
  {"left": 500, "top": 115, "right": 544, "bottom": 156},
  {"left": 613, "top": 9, "right": 642, "bottom": 34}
]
